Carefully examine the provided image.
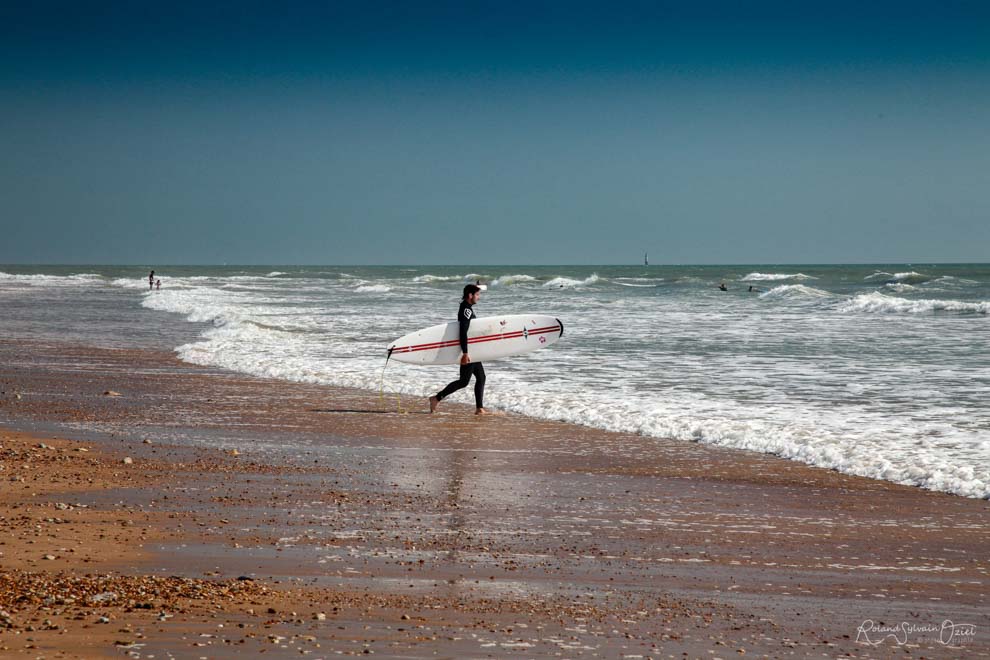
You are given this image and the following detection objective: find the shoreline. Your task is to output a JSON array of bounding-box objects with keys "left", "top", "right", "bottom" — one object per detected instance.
[{"left": 0, "top": 337, "right": 987, "bottom": 656}]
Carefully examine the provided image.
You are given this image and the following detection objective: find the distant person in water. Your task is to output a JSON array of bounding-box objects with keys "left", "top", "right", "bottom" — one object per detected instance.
[
  {"left": 429, "top": 284, "right": 491, "bottom": 415},
  {"left": 149, "top": 270, "right": 155, "bottom": 290},
  {"left": 719, "top": 282, "right": 727, "bottom": 291},
  {"left": 155, "top": 279, "right": 161, "bottom": 290}
]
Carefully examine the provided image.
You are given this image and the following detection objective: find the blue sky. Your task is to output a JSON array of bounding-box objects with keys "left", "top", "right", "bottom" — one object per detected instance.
[{"left": 2, "top": 1, "right": 988, "bottom": 264}]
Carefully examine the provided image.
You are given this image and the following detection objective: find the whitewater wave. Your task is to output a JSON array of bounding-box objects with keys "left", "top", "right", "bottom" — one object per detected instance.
[
  {"left": 889, "top": 271, "right": 931, "bottom": 285},
  {"left": 613, "top": 277, "right": 664, "bottom": 288},
  {"left": 0, "top": 272, "right": 104, "bottom": 286},
  {"left": 933, "top": 275, "right": 979, "bottom": 286},
  {"left": 494, "top": 394, "right": 988, "bottom": 498},
  {"left": 544, "top": 274, "right": 600, "bottom": 289},
  {"left": 742, "top": 272, "right": 816, "bottom": 282},
  {"left": 412, "top": 274, "right": 462, "bottom": 283},
  {"left": 120, "top": 271, "right": 990, "bottom": 499},
  {"left": 266, "top": 271, "right": 287, "bottom": 277},
  {"left": 491, "top": 274, "right": 538, "bottom": 287},
  {"left": 884, "top": 283, "right": 917, "bottom": 294},
  {"left": 355, "top": 284, "right": 391, "bottom": 293},
  {"left": 759, "top": 284, "right": 833, "bottom": 300},
  {"left": 838, "top": 292, "right": 989, "bottom": 315},
  {"left": 864, "top": 271, "right": 894, "bottom": 281},
  {"left": 110, "top": 278, "right": 151, "bottom": 290}
]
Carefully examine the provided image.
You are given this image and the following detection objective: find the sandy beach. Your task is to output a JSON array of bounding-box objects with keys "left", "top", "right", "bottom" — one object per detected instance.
[{"left": 0, "top": 337, "right": 987, "bottom": 657}]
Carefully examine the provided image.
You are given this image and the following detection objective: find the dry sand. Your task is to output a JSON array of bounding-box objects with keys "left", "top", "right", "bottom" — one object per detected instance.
[{"left": 0, "top": 338, "right": 987, "bottom": 657}]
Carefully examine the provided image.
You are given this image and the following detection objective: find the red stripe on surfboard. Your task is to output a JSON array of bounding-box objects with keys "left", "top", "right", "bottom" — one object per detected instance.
[{"left": 393, "top": 325, "right": 560, "bottom": 354}]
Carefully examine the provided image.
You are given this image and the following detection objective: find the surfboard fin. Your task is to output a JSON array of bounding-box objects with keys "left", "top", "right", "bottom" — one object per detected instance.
[{"left": 556, "top": 318, "right": 564, "bottom": 337}]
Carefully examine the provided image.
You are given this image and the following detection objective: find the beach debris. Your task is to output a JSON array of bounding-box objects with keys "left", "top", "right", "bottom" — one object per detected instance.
[
  {"left": 42, "top": 554, "right": 56, "bottom": 561},
  {"left": 122, "top": 457, "right": 133, "bottom": 465},
  {"left": 104, "top": 390, "right": 121, "bottom": 397},
  {"left": 142, "top": 439, "right": 152, "bottom": 444},
  {"left": 90, "top": 592, "right": 118, "bottom": 604},
  {"left": 228, "top": 449, "right": 241, "bottom": 457},
  {"left": 313, "top": 612, "right": 326, "bottom": 621}
]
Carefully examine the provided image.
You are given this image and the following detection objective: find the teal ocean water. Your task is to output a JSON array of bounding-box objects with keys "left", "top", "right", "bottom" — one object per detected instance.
[{"left": 2, "top": 264, "right": 989, "bottom": 498}]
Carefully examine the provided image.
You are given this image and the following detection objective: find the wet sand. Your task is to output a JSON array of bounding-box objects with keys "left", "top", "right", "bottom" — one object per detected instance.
[{"left": 0, "top": 337, "right": 987, "bottom": 657}]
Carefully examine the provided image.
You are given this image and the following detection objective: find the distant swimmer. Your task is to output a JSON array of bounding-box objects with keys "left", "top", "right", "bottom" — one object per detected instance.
[
  {"left": 155, "top": 279, "right": 162, "bottom": 290},
  {"left": 148, "top": 270, "right": 155, "bottom": 290},
  {"left": 429, "top": 284, "right": 492, "bottom": 415},
  {"left": 748, "top": 285, "right": 761, "bottom": 293},
  {"left": 719, "top": 282, "right": 728, "bottom": 291}
]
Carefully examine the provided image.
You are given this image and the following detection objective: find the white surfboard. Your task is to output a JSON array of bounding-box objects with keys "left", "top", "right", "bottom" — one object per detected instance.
[{"left": 388, "top": 314, "right": 564, "bottom": 365}]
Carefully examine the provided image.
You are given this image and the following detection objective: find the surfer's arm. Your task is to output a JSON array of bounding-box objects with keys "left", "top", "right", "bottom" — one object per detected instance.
[{"left": 458, "top": 308, "right": 472, "bottom": 358}]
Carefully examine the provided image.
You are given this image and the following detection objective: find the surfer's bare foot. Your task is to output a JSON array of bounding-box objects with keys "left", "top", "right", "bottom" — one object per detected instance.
[
  {"left": 429, "top": 396, "right": 440, "bottom": 413},
  {"left": 475, "top": 407, "right": 499, "bottom": 415}
]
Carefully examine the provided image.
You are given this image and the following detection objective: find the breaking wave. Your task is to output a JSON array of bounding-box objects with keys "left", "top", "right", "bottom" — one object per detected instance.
[
  {"left": 742, "top": 272, "right": 816, "bottom": 282},
  {"left": 491, "top": 274, "right": 538, "bottom": 287},
  {"left": 543, "top": 274, "right": 601, "bottom": 289},
  {"left": 355, "top": 284, "right": 391, "bottom": 293},
  {"left": 412, "top": 274, "right": 462, "bottom": 283},
  {"left": 838, "top": 292, "right": 989, "bottom": 315},
  {"left": 759, "top": 284, "right": 833, "bottom": 299}
]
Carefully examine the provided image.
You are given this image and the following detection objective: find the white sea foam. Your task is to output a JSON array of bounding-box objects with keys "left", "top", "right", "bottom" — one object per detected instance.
[
  {"left": 491, "top": 274, "right": 538, "bottom": 287},
  {"left": 864, "top": 271, "right": 894, "bottom": 281},
  {"left": 741, "top": 272, "right": 816, "bottom": 282},
  {"left": 543, "top": 274, "right": 600, "bottom": 289},
  {"left": 933, "top": 275, "right": 979, "bottom": 286},
  {"left": 884, "top": 283, "right": 917, "bottom": 294},
  {"left": 838, "top": 292, "right": 989, "bottom": 315},
  {"left": 490, "top": 390, "right": 989, "bottom": 499},
  {"left": 890, "top": 271, "right": 931, "bottom": 284},
  {"left": 613, "top": 277, "right": 664, "bottom": 288},
  {"left": 110, "top": 278, "right": 156, "bottom": 290},
  {"left": 759, "top": 284, "right": 832, "bottom": 299},
  {"left": 154, "top": 295, "right": 990, "bottom": 498},
  {"left": 266, "top": 271, "right": 287, "bottom": 277},
  {"left": 355, "top": 284, "right": 391, "bottom": 293},
  {"left": 0, "top": 272, "right": 103, "bottom": 286},
  {"left": 412, "top": 274, "right": 461, "bottom": 283},
  {"left": 114, "top": 270, "right": 990, "bottom": 500}
]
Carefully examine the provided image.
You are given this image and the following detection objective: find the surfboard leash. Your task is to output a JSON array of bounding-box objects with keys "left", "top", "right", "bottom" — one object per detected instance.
[{"left": 380, "top": 347, "right": 406, "bottom": 414}]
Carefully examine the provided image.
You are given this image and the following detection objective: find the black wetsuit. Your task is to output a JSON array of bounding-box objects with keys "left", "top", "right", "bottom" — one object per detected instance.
[{"left": 435, "top": 301, "right": 486, "bottom": 408}]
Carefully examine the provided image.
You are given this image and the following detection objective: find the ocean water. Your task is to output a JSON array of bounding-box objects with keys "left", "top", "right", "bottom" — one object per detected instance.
[{"left": 2, "top": 264, "right": 989, "bottom": 498}]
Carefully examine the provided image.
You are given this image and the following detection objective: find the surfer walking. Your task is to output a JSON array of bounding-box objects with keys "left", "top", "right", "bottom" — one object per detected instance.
[{"left": 429, "top": 284, "right": 491, "bottom": 415}]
